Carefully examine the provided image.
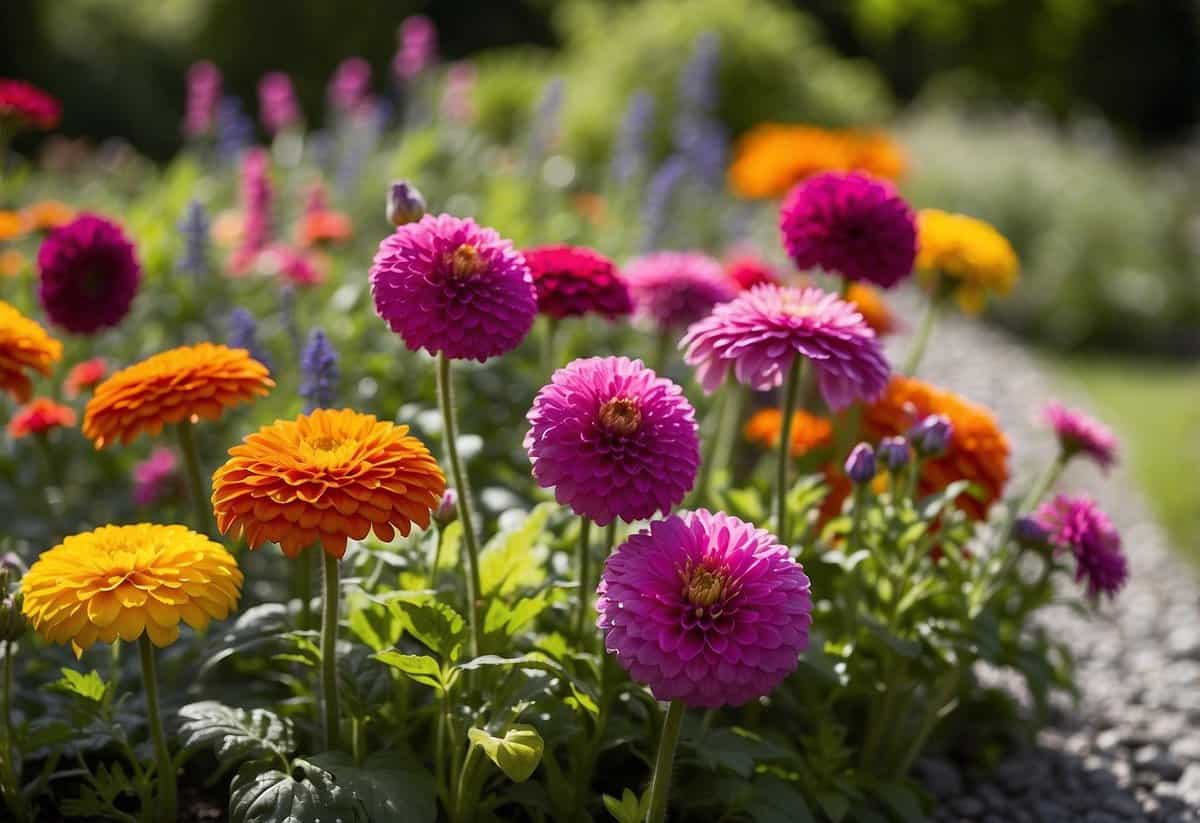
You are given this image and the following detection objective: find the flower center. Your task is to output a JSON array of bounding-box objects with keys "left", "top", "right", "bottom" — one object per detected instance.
[
  {"left": 300, "top": 435, "right": 355, "bottom": 467},
  {"left": 446, "top": 244, "right": 487, "bottom": 278},
  {"left": 598, "top": 396, "right": 641, "bottom": 436},
  {"left": 685, "top": 567, "right": 725, "bottom": 609}
]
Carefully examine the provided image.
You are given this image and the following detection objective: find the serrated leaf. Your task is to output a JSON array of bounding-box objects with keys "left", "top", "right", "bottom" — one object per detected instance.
[
  {"left": 389, "top": 597, "right": 466, "bottom": 661},
  {"left": 482, "top": 593, "right": 549, "bottom": 640},
  {"left": 53, "top": 668, "right": 107, "bottom": 703},
  {"left": 744, "top": 775, "right": 814, "bottom": 823},
  {"left": 347, "top": 590, "right": 405, "bottom": 652},
  {"left": 230, "top": 759, "right": 363, "bottom": 823},
  {"left": 178, "top": 701, "right": 294, "bottom": 776},
  {"left": 478, "top": 503, "right": 552, "bottom": 596},
  {"left": 339, "top": 644, "right": 393, "bottom": 719},
  {"left": 467, "top": 724, "right": 544, "bottom": 783},
  {"left": 307, "top": 751, "right": 435, "bottom": 823},
  {"left": 375, "top": 652, "right": 449, "bottom": 691}
]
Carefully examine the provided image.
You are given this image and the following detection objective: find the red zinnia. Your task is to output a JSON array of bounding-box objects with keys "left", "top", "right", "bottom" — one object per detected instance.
[
  {"left": 64, "top": 357, "right": 107, "bottom": 398},
  {"left": 523, "top": 245, "right": 632, "bottom": 320},
  {"left": 8, "top": 397, "right": 76, "bottom": 439},
  {"left": 0, "top": 79, "right": 61, "bottom": 132}
]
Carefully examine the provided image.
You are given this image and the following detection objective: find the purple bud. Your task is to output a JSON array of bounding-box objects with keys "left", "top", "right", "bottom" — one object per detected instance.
[
  {"left": 844, "top": 443, "right": 877, "bottom": 485},
  {"left": 909, "top": 414, "right": 952, "bottom": 456},
  {"left": 387, "top": 180, "right": 426, "bottom": 226},
  {"left": 1013, "top": 516, "right": 1050, "bottom": 547},
  {"left": 434, "top": 488, "right": 457, "bottom": 526},
  {"left": 878, "top": 436, "right": 910, "bottom": 472}
]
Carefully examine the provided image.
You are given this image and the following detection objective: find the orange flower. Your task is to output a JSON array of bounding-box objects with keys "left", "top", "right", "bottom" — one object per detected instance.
[
  {"left": 22, "top": 200, "right": 74, "bottom": 232},
  {"left": 572, "top": 193, "right": 608, "bottom": 226},
  {"left": 297, "top": 210, "right": 353, "bottom": 248},
  {"left": 744, "top": 408, "right": 833, "bottom": 458},
  {"left": 8, "top": 397, "right": 76, "bottom": 439},
  {"left": 846, "top": 283, "right": 897, "bottom": 337},
  {"left": 212, "top": 409, "right": 446, "bottom": 558},
  {"left": 863, "top": 376, "right": 1010, "bottom": 520},
  {"left": 728, "top": 124, "right": 906, "bottom": 199},
  {"left": 64, "top": 357, "right": 107, "bottom": 397},
  {"left": 0, "top": 250, "right": 27, "bottom": 278},
  {"left": 83, "top": 343, "right": 273, "bottom": 448},
  {"left": 0, "top": 210, "right": 27, "bottom": 242},
  {"left": 0, "top": 300, "right": 62, "bottom": 402}
]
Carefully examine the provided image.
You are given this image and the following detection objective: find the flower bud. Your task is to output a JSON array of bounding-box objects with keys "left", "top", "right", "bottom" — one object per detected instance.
[
  {"left": 844, "top": 443, "right": 876, "bottom": 485},
  {"left": 0, "top": 565, "right": 26, "bottom": 643},
  {"left": 1013, "top": 516, "right": 1050, "bottom": 548},
  {"left": 387, "top": 181, "right": 426, "bottom": 227},
  {"left": 877, "top": 436, "right": 910, "bottom": 472},
  {"left": 909, "top": 414, "right": 952, "bottom": 457},
  {"left": 434, "top": 488, "right": 458, "bottom": 526}
]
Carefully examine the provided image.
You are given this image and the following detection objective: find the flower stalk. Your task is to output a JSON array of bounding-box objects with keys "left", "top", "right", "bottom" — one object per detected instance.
[
  {"left": 574, "top": 517, "right": 593, "bottom": 649},
  {"left": 320, "top": 551, "right": 341, "bottom": 752},
  {"left": 138, "top": 635, "right": 176, "bottom": 823},
  {"left": 644, "top": 700, "right": 685, "bottom": 823},
  {"left": 774, "top": 357, "right": 806, "bottom": 545},
  {"left": 174, "top": 423, "right": 211, "bottom": 535}
]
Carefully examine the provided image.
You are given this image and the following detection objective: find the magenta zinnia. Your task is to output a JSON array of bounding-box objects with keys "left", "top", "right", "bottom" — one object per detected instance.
[
  {"left": 596, "top": 509, "right": 812, "bottom": 708},
  {"left": 371, "top": 214, "right": 537, "bottom": 362},
  {"left": 624, "top": 252, "right": 737, "bottom": 330},
  {"left": 681, "top": 285, "right": 890, "bottom": 410},
  {"left": 37, "top": 214, "right": 141, "bottom": 334},
  {"left": 778, "top": 171, "right": 916, "bottom": 288},
  {"left": 523, "top": 245, "right": 632, "bottom": 320},
  {"left": 525, "top": 356, "right": 699, "bottom": 526},
  {"left": 0, "top": 79, "right": 60, "bottom": 132},
  {"left": 1035, "top": 494, "right": 1128, "bottom": 599},
  {"left": 1042, "top": 402, "right": 1117, "bottom": 472}
]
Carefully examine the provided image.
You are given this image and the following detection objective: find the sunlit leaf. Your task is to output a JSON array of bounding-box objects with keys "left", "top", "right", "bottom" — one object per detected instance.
[{"left": 467, "top": 724, "right": 545, "bottom": 783}]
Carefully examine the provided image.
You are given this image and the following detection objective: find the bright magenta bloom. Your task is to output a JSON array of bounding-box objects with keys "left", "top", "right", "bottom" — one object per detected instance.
[
  {"left": 371, "top": 214, "right": 537, "bottom": 362},
  {"left": 524, "top": 245, "right": 632, "bottom": 320},
  {"left": 1042, "top": 401, "right": 1117, "bottom": 471},
  {"left": 0, "top": 79, "right": 60, "bottom": 131},
  {"left": 1035, "top": 494, "right": 1128, "bottom": 599},
  {"left": 258, "top": 72, "right": 300, "bottom": 134},
  {"left": 681, "top": 285, "right": 889, "bottom": 411},
  {"left": 624, "top": 252, "right": 736, "bottom": 330},
  {"left": 133, "top": 447, "right": 180, "bottom": 507},
  {"left": 524, "top": 356, "right": 699, "bottom": 526},
  {"left": 37, "top": 214, "right": 141, "bottom": 335},
  {"left": 596, "top": 509, "right": 812, "bottom": 708},
  {"left": 779, "top": 171, "right": 916, "bottom": 288}
]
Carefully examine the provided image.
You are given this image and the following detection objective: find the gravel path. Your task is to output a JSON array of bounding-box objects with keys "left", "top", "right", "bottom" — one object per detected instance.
[{"left": 894, "top": 300, "right": 1200, "bottom": 822}]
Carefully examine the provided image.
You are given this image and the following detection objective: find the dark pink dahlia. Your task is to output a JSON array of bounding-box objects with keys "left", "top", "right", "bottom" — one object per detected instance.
[
  {"left": 1042, "top": 402, "right": 1118, "bottom": 472},
  {"left": 681, "top": 285, "right": 890, "bottom": 411},
  {"left": 524, "top": 356, "right": 699, "bottom": 525},
  {"left": 1035, "top": 494, "right": 1128, "bottom": 599},
  {"left": 37, "top": 214, "right": 141, "bottom": 334},
  {"left": 779, "top": 171, "right": 916, "bottom": 288},
  {"left": 371, "top": 213, "right": 537, "bottom": 362},
  {"left": 0, "top": 79, "right": 60, "bottom": 132},
  {"left": 596, "top": 509, "right": 812, "bottom": 708},
  {"left": 624, "top": 252, "right": 737, "bottom": 330},
  {"left": 523, "top": 245, "right": 632, "bottom": 320}
]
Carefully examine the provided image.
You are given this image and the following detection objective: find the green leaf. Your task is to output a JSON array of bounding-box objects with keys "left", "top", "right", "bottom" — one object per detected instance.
[
  {"left": 307, "top": 751, "right": 436, "bottom": 823},
  {"left": 339, "top": 645, "right": 394, "bottom": 719},
  {"left": 482, "top": 593, "right": 549, "bottom": 640},
  {"left": 743, "top": 775, "right": 815, "bottom": 823},
  {"left": 230, "top": 760, "right": 363, "bottom": 823},
  {"left": 375, "top": 652, "right": 450, "bottom": 692},
  {"left": 53, "top": 668, "right": 107, "bottom": 703},
  {"left": 389, "top": 597, "right": 467, "bottom": 662},
  {"left": 467, "top": 724, "right": 545, "bottom": 783},
  {"left": 816, "top": 789, "right": 850, "bottom": 822},
  {"left": 478, "top": 503, "right": 553, "bottom": 596},
  {"left": 435, "top": 521, "right": 462, "bottom": 570},
  {"left": 871, "top": 782, "right": 926, "bottom": 822},
  {"left": 347, "top": 590, "right": 405, "bottom": 652},
  {"left": 602, "top": 788, "right": 646, "bottom": 823},
  {"left": 177, "top": 701, "right": 294, "bottom": 776}
]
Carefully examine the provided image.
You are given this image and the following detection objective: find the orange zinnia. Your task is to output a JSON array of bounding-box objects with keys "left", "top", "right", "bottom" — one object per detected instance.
[
  {"left": 8, "top": 397, "right": 76, "bottom": 439},
  {"left": 297, "top": 210, "right": 353, "bottom": 248},
  {"left": 863, "top": 376, "right": 1010, "bottom": 520},
  {"left": 744, "top": 408, "right": 833, "bottom": 458},
  {"left": 23, "top": 200, "right": 75, "bottom": 232},
  {"left": 0, "top": 300, "right": 62, "bottom": 402},
  {"left": 845, "top": 283, "right": 897, "bottom": 337},
  {"left": 0, "top": 210, "right": 27, "bottom": 242},
  {"left": 83, "top": 343, "right": 273, "bottom": 448},
  {"left": 212, "top": 409, "right": 446, "bottom": 558}
]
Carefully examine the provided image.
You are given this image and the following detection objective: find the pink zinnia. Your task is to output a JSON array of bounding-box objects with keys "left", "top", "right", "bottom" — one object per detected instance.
[
  {"left": 184, "top": 61, "right": 222, "bottom": 137},
  {"left": 779, "top": 171, "right": 916, "bottom": 289},
  {"left": 328, "top": 57, "right": 371, "bottom": 113},
  {"left": 524, "top": 245, "right": 632, "bottom": 320},
  {"left": 370, "top": 214, "right": 537, "bottom": 362},
  {"left": 133, "top": 447, "right": 180, "bottom": 507},
  {"left": 1035, "top": 494, "right": 1128, "bottom": 599},
  {"left": 230, "top": 148, "right": 273, "bottom": 274},
  {"left": 724, "top": 252, "right": 780, "bottom": 291},
  {"left": 525, "top": 356, "right": 699, "bottom": 526},
  {"left": 258, "top": 72, "right": 300, "bottom": 134},
  {"left": 681, "top": 285, "right": 890, "bottom": 411},
  {"left": 395, "top": 15, "right": 438, "bottom": 81},
  {"left": 624, "top": 252, "right": 737, "bottom": 331},
  {"left": 260, "top": 245, "right": 323, "bottom": 287},
  {"left": 1042, "top": 402, "right": 1118, "bottom": 471},
  {"left": 37, "top": 214, "right": 141, "bottom": 334},
  {"left": 597, "top": 509, "right": 812, "bottom": 708},
  {"left": 0, "top": 79, "right": 60, "bottom": 132}
]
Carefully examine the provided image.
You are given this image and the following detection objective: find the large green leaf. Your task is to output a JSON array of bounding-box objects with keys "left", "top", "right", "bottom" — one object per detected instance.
[
  {"left": 178, "top": 701, "right": 294, "bottom": 776},
  {"left": 375, "top": 651, "right": 453, "bottom": 692},
  {"left": 307, "top": 751, "right": 436, "bottom": 823},
  {"left": 53, "top": 668, "right": 108, "bottom": 704},
  {"left": 230, "top": 760, "right": 363, "bottom": 823},
  {"left": 478, "top": 503, "right": 553, "bottom": 596},
  {"left": 388, "top": 597, "right": 467, "bottom": 662}
]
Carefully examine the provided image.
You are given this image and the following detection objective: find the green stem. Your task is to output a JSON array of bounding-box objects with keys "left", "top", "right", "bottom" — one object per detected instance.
[
  {"left": 435, "top": 695, "right": 449, "bottom": 811},
  {"left": 174, "top": 423, "right": 212, "bottom": 535},
  {"left": 295, "top": 550, "right": 313, "bottom": 631},
  {"left": 436, "top": 353, "right": 484, "bottom": 660},
  {"left": 453, "top": 744, "right": 483, "bottom": 823},
  {"left": 351, "top": 718, "right": 365, "bottom": 767},
  {"left": 709, "top": 384, "right": 744, "bottom": 498},
  {"left": 845, "top": 485, "right": 867, "bottom": 634},
  {"left": 575, "top": 517, "right": 593, "bottom": 649},
  {"left": 893, "top": 671, "right": 959, "bottom": 778},
  {"left": 901, "top": 292, "right": 943, "bottom": 376},
  {"left": 651, "top": 329, "right": 673, "bottom": 376},
  {"left": 138, "top": 635, "right": 176, "bottom": 823},
  {"left": 644, "top": 700, "right": 686, "bottom": 823},
  {"left": 3, "top": 638, "right": 13, "bottom": 761},
  {"left": 542, "top": 317, "right": 559, "bottom": 377},
  {"left": 320, "top": 551, "right": 341, "bottom": 751},
  {"left": 774, "top": 358, "right": 805, "bottom": 545}
]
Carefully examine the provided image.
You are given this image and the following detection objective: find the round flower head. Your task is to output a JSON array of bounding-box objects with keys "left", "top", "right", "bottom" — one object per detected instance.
[
  {"left": 1042, "top": 401, "right": 1117, "bottom": 472},
  {"left": 64, "top": 357, "right": 107, "bottom": 397},
  {"left": 22, "top": 524, "right": 242, "bottom": 654},
  {"left": 779, "top": 171, "right": 917, "bottom": 289},
  {"left": 84, "top": 343, "right": 273, "bottom": 448},
  {"left": 743, "top": 408, "right": 832, "bottom": 458},
  {"left": 916, "top": 209, "right": 1018, "bottom": 313},
  {"left": 0, "top": 300, "right": 62, "bottom": 402},
  {"left": 728, "top": 125, "right": 905, "bottom": 199},
  {"left": 1035, "top": 494, "right": 1128, "bottom": 598},
  {"left": 596, "top": 509, "right": 812, "bottom": 708},
  {"left": 370, "top": 214, "right": 537, "bottom": 362},
  {"left": 523, "top": 245, "right": 632, "bottom": 320},
  {"left": 681, "top": 285, "right": 890, "bottom": 411},
  {"left": 37, "top": 214, "right": 141, "bottom": 334},
  {"left": 525, "top": 356, "right": 700, "bottom": 526},
  {"left": 723, "top": 252, "right": 780, "bottom": 291},
  {"left": 212, "top": 409, "right": 446, "bottom": 558},
  {"left": 624, "top": 252, "right": 736, "bottom": 331},
  {"left": 0, "top": 78, "right": 61, "bottom": 131},
  {"left": 8, "top": 397, "right": 75, "bottom": 439}
]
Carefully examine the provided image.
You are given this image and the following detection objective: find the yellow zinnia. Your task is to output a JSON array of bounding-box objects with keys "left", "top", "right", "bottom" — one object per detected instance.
[
  {"left": 916, "top": 209, "right": 1019, "bottom": 314},
  {"left": 21, "top": 524, "right": 243, "bottom": 655}
]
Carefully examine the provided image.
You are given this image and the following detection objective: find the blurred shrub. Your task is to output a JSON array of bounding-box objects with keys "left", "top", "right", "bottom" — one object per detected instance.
[
  {"left": 901, "top": 107, "right": 1200, "bottom": 352},
  {"left": 469, "top": 49, "right": 555, "bottom": 145}
]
